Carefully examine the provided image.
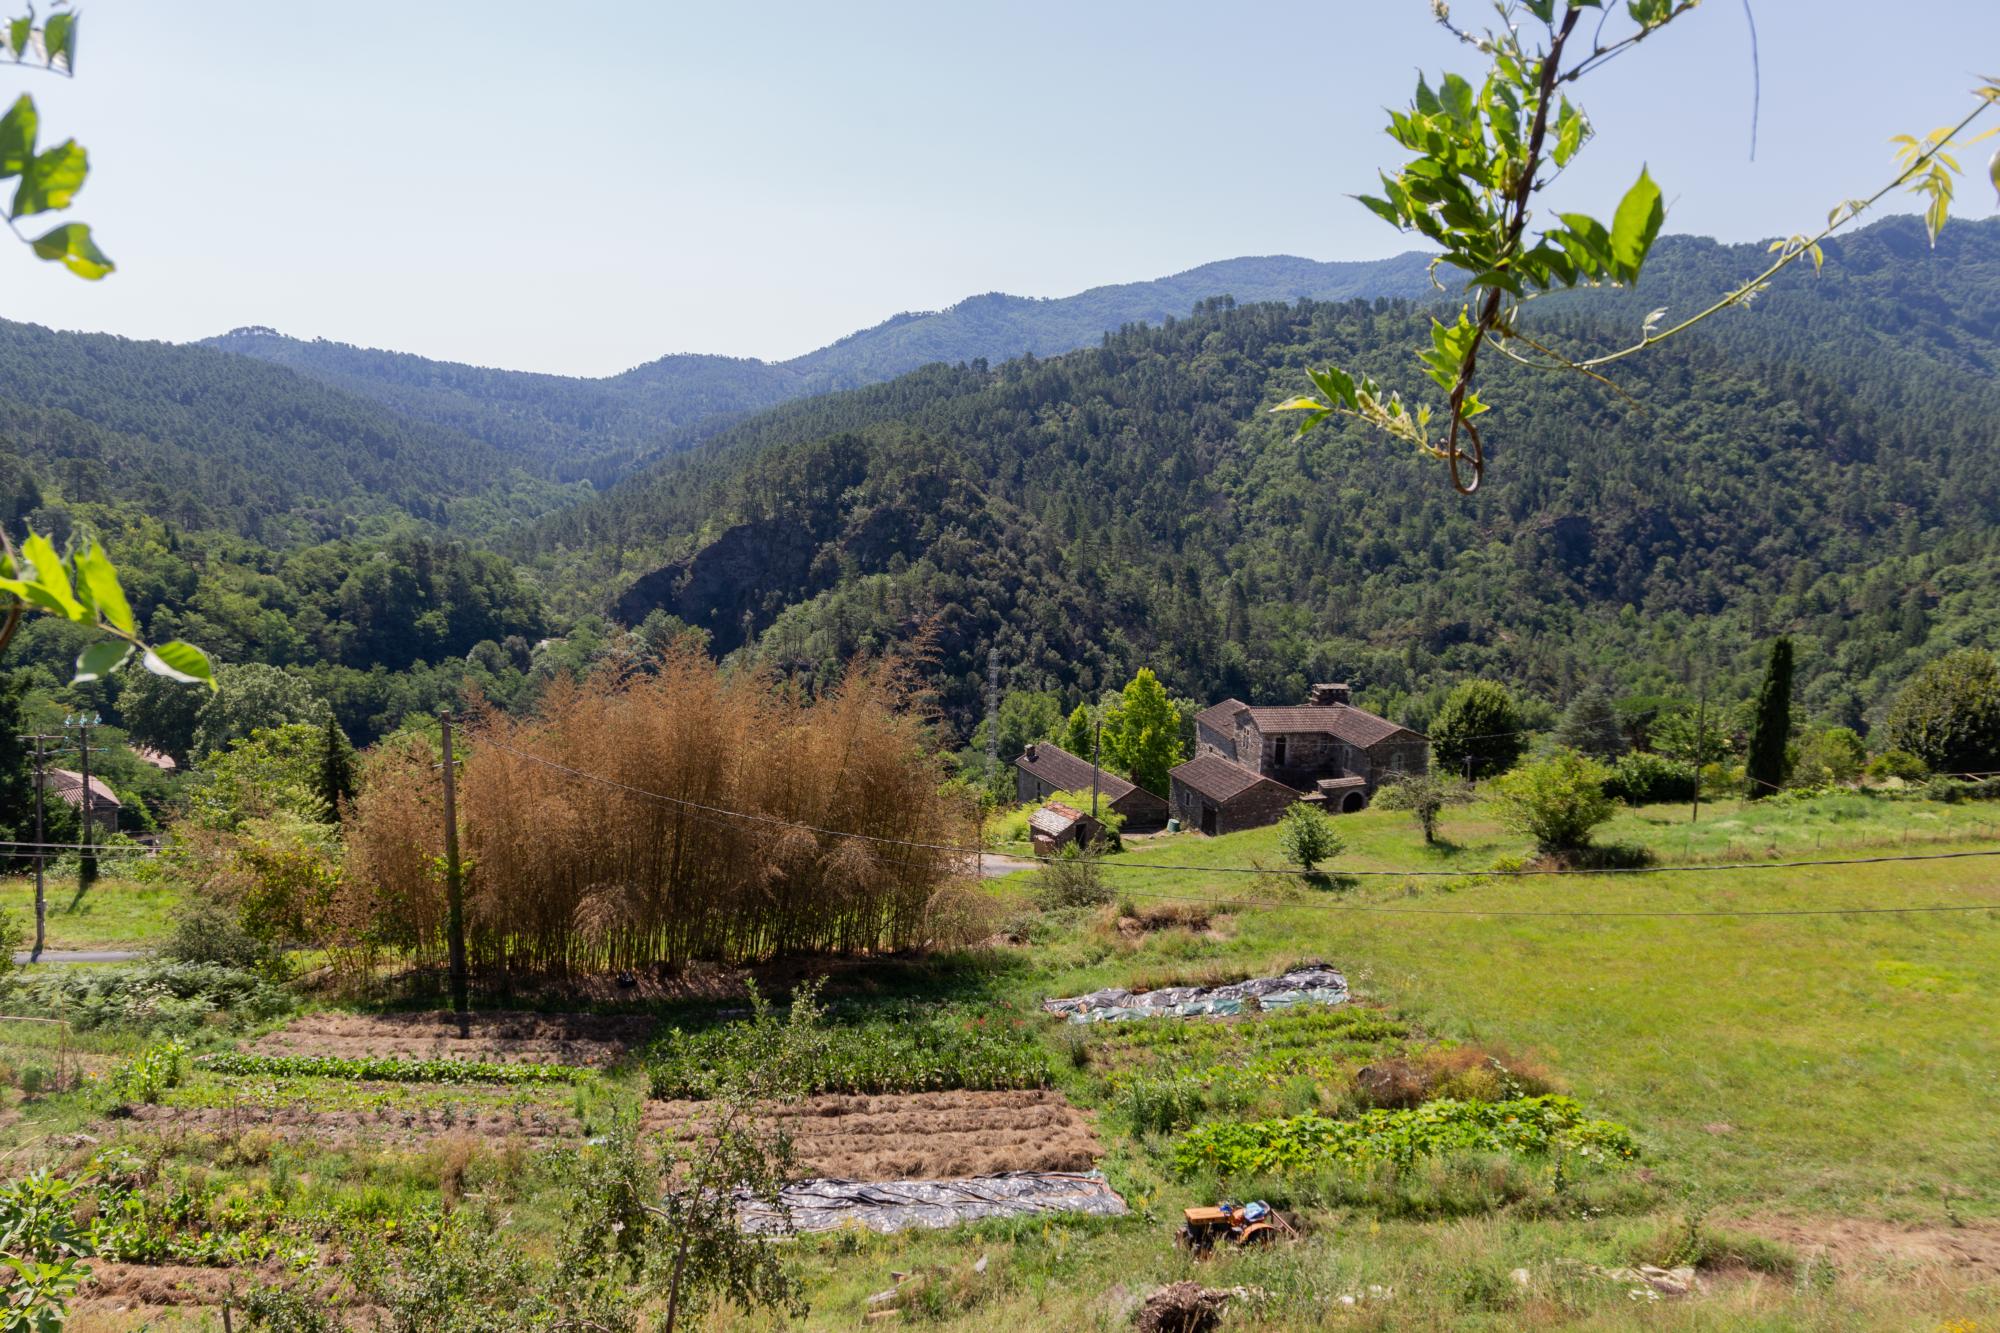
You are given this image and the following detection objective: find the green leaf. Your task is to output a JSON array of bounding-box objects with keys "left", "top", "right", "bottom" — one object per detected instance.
[
  {"left": 74, "top": 542, "right": 135, "bottom": 634},
  {"left": 7, "top": 16, "right": 27, "bottom": 57},
  {"left": 144, "top": 640, "right": 217, "bottom": 688},
  {"left": 12, "top": 138, "right": 87, "bottom": 217},
  {"left": 1306, "top": 365, "right": 1359, "bottom": 410},
  {"left": 1271, "top": 396, "right": 1326, "bottom": 413},
  {"left": 44, "top": 12, "right": 73, "bottom": 69},
  {"left": 20, "top": 533, "right": 84, "bottom": 619},
  {"left": 0, "top": 94, "right": 36, "bottom": 178},
  {"left": 73, "top": 640, "right": 132, "bottom": 683},
  {"left": 29, "top": 221, "right": 113, "bottom": 278},
  {"left": 1609, "top": 167, "right": 1664, "bottom": 282}
]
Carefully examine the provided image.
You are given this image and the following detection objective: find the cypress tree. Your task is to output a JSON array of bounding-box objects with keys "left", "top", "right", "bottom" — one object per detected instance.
[
  {"left": 316, "top": 713, "right": 356, "bottom": 820},
  {"left": 1744, "top": 636, "right": 1794, "bottom": 799}
]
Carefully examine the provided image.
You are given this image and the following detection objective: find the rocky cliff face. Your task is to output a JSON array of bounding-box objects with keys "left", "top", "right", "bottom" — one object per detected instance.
[{"left": 613, "top": 518, "right": 820, "bottom": 653}]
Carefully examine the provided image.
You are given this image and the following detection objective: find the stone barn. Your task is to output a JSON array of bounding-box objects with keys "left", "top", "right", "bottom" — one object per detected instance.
[{"left": 1013, "top": 742, "right": 1169, "bottom": 831}]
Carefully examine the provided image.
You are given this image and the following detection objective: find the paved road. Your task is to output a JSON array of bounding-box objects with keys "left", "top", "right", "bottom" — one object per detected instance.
[
  {"left": 976, "top": 855, "right": 1036, "bottom": 879},
  {"left": 11, "top": 950, "right": 144, "bottom": 964}
]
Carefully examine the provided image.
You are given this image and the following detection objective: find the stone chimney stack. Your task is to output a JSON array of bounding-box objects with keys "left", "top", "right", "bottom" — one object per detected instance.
[{"left": 1308, "top": 682, "right": 1351, "bottom": 707}]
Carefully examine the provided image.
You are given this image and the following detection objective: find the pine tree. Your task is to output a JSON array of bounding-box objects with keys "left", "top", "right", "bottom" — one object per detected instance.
[
  {"left": 1744, "top": 636, "right": 1794, "bottom": 799},
  {"left": 1553, "top": 685, "right": 1627, "bottom": 760}
]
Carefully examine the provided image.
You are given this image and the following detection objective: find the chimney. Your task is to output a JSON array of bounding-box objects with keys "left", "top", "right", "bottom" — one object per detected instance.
[
  {"left": 1026, "top": 743, "right": 1038, "bottom": 760},
  {"left": 1308, "top": 682, "right": 1351, "bottom": 707}
]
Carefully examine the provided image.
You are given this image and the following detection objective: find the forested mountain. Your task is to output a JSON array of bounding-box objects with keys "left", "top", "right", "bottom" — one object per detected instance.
[
  {"left": 0, "top": 320, "right": 586, "bottom": 546},
  {"left": 536, "top": 215, "right": 2000, "bottom": 738},
  {"left": 197, "top": 253, "right": 1442, "bottom": 482}
]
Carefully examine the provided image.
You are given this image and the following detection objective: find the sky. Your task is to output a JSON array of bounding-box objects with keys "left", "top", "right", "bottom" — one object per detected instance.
[{"left": 5, "top": 0, "right": 1998, "bottom": 377}]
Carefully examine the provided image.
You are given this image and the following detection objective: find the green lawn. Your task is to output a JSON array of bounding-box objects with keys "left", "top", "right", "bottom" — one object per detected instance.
[{"left": 0, "top": 874, "right": 179, "bottom": 952}]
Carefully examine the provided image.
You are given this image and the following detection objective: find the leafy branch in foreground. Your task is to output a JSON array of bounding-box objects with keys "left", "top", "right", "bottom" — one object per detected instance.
[
  {"left": 0, "top": 2, "right": 113, "bottom": 279},
  {"left": 1273, "top": 1, "right": 2000, "bottom": 493},
  {"left": 0, "top": 529, "right": 215, "bottom": 688}
]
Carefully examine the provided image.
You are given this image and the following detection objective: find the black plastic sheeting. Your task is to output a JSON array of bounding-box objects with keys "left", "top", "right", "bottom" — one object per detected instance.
[
  {"left": 736, "top": 1171, "right": 1128, "bottom": 1234},
  {"left": 1042, "top": 963, "right": 1349, "bottom": 1023}
]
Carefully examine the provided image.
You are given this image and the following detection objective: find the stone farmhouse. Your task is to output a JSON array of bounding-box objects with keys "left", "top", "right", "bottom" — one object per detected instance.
[
  {"left": 1013, "top": 741, "right": 1170, "bottom": 831},
  {"left": 1169, "top": 683, "right": 1428, "bottom": 836}
]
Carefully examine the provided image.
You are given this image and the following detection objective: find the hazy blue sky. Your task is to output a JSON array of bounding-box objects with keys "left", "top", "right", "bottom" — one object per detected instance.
[{"left": 6, "top": 1, "right": 1997, "bottom": 375}]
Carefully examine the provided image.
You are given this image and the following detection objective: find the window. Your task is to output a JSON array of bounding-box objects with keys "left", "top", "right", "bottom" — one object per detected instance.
[{"left": 1273, "top": 736, "right": 1288, "bottom": 767}]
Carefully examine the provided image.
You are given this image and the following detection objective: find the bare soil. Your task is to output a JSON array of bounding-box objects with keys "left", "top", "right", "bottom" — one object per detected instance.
[
  {"left": 644, "top": 1088, "right": 1105, "bottom": 1180},
  {"left": 122, "top": 1101, "right": 580, "bottom": 1149},
  {"left": 246, "top": 1010, "right": 654, "bottom": 1066},
  {"left": 1731, "top": 1215, "right": 2000, "bottom": 1276}
]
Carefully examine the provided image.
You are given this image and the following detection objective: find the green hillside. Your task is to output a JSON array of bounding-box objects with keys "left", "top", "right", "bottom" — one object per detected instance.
[{"left": 540, "top": 214, "right": 2000, "bottom": 737}]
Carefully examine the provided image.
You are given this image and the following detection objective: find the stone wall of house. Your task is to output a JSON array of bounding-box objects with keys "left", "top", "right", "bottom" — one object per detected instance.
[
  {"left": 1170, "top": 775, "right": 1299, "bottom": 836},
  {"left": 1111, "top": 787, "right": 1170, "bottom": 831},
  {"left": 1362, "top": 735, "right": 1430, "bottom": 785},
  {"left": 1196, "top": 720, "right": 1238, "bottom": 763}
]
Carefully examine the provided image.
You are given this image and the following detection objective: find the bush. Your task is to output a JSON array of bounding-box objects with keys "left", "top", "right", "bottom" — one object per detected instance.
[
  {"left": 1602, "top": 752, "right": 1697, "bottom": 805},
  {"left": 160, "top": 897, "right": 284, "bottom": 973},
  {"left": 103, "top": 1039, "right": 189, "bottom": 1106},
  {"left": 1277, "top": 802, "right": 1344, "bottom": 873},
  {"left": 1490, "top": 751, "right": 1614, "bottom": 852},
  {"left": 1791, "top": 726, "right": 1866, "bottom": 787},
  {"left": 1865, "top": 748, "right": 1927, "bottom": 782},
  {"left": 1033, "top": 842, "right": 1111, "bottom": 910}
]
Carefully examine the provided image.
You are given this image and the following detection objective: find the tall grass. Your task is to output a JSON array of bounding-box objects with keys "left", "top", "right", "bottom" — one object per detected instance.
[{"left": 344, "top": 652, "right": 978, "bottom": 976}]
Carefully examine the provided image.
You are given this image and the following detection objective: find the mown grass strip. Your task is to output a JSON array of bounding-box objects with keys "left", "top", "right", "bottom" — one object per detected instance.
[{"left": 196, "top": 1051, "right": 592, "bottom": 1085}]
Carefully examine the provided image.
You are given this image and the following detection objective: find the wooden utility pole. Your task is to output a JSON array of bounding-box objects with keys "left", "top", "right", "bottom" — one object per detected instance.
[
  {"left": 1089, "top": 718, "right": 1103, "bottom": 822},
  {"left": 30, "top": 735, "right": 47, "bottom": 963},
  {"left": 1690, "top": 680, "right": 1708, "bottom": 825},
  {"left": 438, "top": 708, "right": 469, "bottom": 1034}
]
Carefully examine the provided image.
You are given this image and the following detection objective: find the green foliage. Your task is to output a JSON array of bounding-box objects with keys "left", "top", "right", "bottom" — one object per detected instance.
[
  {"left": 1427, "top": 680, "right": 1525, "bottom": 779},
  {"left": 189, "top": 667, "right": 330, "bottom": 765},
  {"left": 646, "top": 1004, "right": 1047, "bottom": 1100},
  {"left": 1060, "top": 704, "right": 1094, "bottom": 766},
  {"left": 1865, "top": 748, "right": 1928, "bottom": 782},
  {"left": 102, "top": 1038, "right": 187, "bottom": 1106},
  {"left": 9, "top": 959, "right": 292, "bottom": 1033},
  {"left": 1374, "top": 771, "right": 1473, "bottom": 843},
  {"left": 1170, "top": 1096, "right": 1637, "bottom": 1180},
  {"left": 195, "top": 1052, "right": 592, "bottom": 1085},
  {"left": 0, "top": 1170, "right": 91, "bottom": 1333},
  {"left": 1882, "top": 648, "right": 2000, "bottom": 775},
  {"left": 1602, "top": 752, "right": 1697, "bottom": 805},
  {"left": 1552, "top": 685, "right": 1627, "bottom": 760},
  {"left": 1744, "top": 638, "right": 1795, "bottom": 799},
  {"left": 1650, "top": 706, "right": 1730, "bottom": 766},
  {"left": 1490, "top": 750, "right": 1614, "bottom": 852},
  {"left": 1032, "top": 841, "right": 1111, "bottom": 910},
  {"left": 1099, "top": 667, "right": 1186, "bottom": 797},
  {"left": 1277, "top": 801, "right": 1344, "bottom": 873},
  {"left": 0, "top": 529, "right": 210, "bottom": 688},
  {"left": 1792, "top": 726, "right": 1866, "bottom": 786}
]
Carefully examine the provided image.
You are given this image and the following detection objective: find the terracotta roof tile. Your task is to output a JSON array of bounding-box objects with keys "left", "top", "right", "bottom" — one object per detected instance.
[{"left": 1243, "top": 703, "right": 1416, "bottom": 749}]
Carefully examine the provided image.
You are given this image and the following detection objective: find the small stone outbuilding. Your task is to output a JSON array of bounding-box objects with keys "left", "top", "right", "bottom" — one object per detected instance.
[
  {"left": 1028, "top": 801, "right": 1103, "bottom": 857},
  {"left": 1167, "top": 754, "right": 1301, "bottom": 837}
]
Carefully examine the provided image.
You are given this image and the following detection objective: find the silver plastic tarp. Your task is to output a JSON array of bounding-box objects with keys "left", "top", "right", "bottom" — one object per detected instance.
[
  {"left": 1041, "top": 964, "right": 1349, "bottom": 1024},
  {"left": 735, "top": 1171, "right": 1128, "bottom": 1234}
]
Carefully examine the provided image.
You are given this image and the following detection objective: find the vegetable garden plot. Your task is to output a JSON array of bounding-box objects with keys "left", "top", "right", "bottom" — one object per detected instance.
[
  {"left": 644, "top": 1089, "right": 1105, "bottom": 1180},
  {"left": 124, "top": 1099, "right": 582, "bottom": 1149},
  {"left": 1043, "top": 964, "right": 1350, "bottom": 1023},
  {"left": 736, "top": 1171, "right": 1128, "bottom": 1234},
  {"left": 245, "top": 1010, "right": 653, "bottom": 1066}
]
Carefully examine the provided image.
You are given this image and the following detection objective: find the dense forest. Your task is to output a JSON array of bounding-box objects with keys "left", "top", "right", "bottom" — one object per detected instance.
[
  {"left": 535, "top": 215, "right": 2000, "bottom": 736},
  {"left": 2, "top": 214, "right": 1996, "bottom": 757}
]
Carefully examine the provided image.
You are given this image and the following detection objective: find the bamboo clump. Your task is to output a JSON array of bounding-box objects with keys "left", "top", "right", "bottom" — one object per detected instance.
[{"left": 342, "top": 651, "right": 979, "bottom": 977}]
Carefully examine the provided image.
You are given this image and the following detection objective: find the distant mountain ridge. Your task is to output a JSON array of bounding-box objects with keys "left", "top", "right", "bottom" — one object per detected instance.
[{"left": 199, "top": 251, "right": 1443, "bottom": 482}]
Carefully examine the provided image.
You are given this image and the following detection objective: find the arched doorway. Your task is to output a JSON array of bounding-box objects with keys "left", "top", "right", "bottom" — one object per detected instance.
[{"left": 1340, "top": 790, "right": 1367, "bottom": 814}]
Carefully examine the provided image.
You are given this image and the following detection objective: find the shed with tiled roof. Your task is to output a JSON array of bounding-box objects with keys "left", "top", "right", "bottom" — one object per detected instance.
[
  {"left": 1013, "top": 742, "right": 1168, "bottom": 831},
  {"left": 1168, "top": 754, "right": 1301, "bottom": 837}
]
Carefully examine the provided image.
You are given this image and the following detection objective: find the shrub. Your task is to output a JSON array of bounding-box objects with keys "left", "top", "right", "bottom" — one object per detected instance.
[
  {"left": 1490, "top": 751, "right": 1614, "bottom": 852},
  {"left": 160, "top": 896, "right": 283, "bottom": 973},
  {"left": 1792, "top": 726, "right": 1866, "bottom": 787},
  {"left": 104, "top": 1039, "right": 189, "bottom": 1106},
  {"left": 9, "top": 960, "right": 293, "bottom": 1034},
  {"left": 1865, "top": 747, "right": 1927, "bottom": 782},
  {"left": 1033, "top": 842, "right": 1111, "bottom": 910},
  {"left": 1602, "top": 752, "right": 1697, "bottom": 805},
  {"left": 1277, "top": 802, "right": 1344, "bottom": 873}
]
